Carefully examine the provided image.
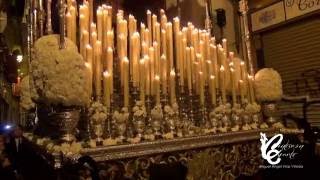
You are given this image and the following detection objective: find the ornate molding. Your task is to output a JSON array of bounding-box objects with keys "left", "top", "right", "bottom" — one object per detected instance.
[{"left": 79, "top": 128, "right": 278, "bottom": 162}]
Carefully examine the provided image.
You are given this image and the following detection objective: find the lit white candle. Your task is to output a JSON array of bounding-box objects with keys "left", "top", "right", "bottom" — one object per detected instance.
[
  {"left": 210, "top": 75, "right": 216, "bottom": 106},
  {"left": 230, "top": 68, "right": 237, "bottom": 105},
  {"left": 106, "top": 47, "right": 113, "bottom": 94},
  {"left": 139, "top": 59, "right": 146, "bottom": 104},
  {"left": 220, "top": 65, "right": 226, "bottom": 104},
  {"left": 199, "top": 72, "right": 205, "bottom": 106},
  {"left": 95, "top": 41, "right": 102, "bottom": 99},
  {"left": 103, "top": 71, "right": 111, "bottom": 108},
  {"left": 248, "top": 75, "right": 255, "bottom": 103},
  {"left": 239, "top": 80, "right": 245, "bottom": 104},
  {"left": 96, "top": 8, "right": 103, "bottom": 41},
  {"left": 186, "top": 47, "right": 192, "bottom": 92},
  {"left": 123, "top": 57, "right": 130, "bottom": 107},
  {"left": 155, "top": 75, "right": 161, "bottom": 105},
  {"left": 161, "top": 55, "right": 167, "bottom": 95},
  {"left": 166, "top": 23, "right": 174, "bottom": 71},
  {"left": 170, "top": 70, "right": 176, "bottom": 105}
]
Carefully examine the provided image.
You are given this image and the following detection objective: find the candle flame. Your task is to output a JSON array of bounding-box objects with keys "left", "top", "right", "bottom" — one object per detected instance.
[
  {"left": 155, "top": 75, "right": 160, "bottom": 80},
  {"left": 170, "top": 70, "right": 175, "bottom": 76},
  {"left": 91, "top": 31, "right": 97, "bottom": 37},
  {"left": 220, "top": 65, "right": 225, "bottom": 71},
  {"left": 210, "top": 75, "right": 215, "bottom": 79},
  {"left": 86, "top": 44, "right": 92, "bottom": 49},
  {"left": 123, "top": 57, "right": 129, "bottom": 63},
  {"left": 222, "top": 38, "right": 227, "bottom": 42},
  {"left": 240, "top": 61, "right": 245, "bottom": 66},
  {"left": 103, "top": 71, "right": 110, "bottom": 77},
  {"left": 85, "top": 62, "right": 91, "bottom": 68}
]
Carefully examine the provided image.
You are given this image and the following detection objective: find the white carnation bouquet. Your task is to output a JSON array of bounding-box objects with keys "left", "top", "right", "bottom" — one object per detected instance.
[
  {"left": 113, "top": 107, "right": 129, "bottom": 124},
  {"left": 245, "top": 102, "right": 261, "bottom": 114},
  {"left": 151, "top": 105, "right": 163, "bottom": 120},
  {"left": 20, "top": 75, "right": 38, "bottom": 110},
  {"left": 254, "top": 68, "right": 283, "bottom": 102},
  {"left": 232, "top": 104, "right": 243, "bottom": 115},
  {"left": 31, "top": 35, "right": 89, "bottom": 107},
  {"left": 132, "top": 101, "right": 147, "bottom": 118},
  {"left": 88, "top": 101, "right": 108, "bottom": 123}
]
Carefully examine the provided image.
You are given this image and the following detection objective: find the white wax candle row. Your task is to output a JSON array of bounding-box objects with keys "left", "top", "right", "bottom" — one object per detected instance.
[{"left": 70, "top": 2, "right": 255, "bottom": 108}]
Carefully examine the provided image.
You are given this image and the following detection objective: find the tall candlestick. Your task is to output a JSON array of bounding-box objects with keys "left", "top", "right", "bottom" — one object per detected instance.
[
  {"left": 248, "top": 75, "right": 255, "bottom": 103},
  {"left": 155, "top": 75, "right": 160, "bottom": 105},
  {"left": 220, "top": 66, "right": 226, "bottom": 104},
  {"left": 222, "top": 38, "right": 227, "bottom": 55},
  {"left": 81, "top": 30, "right": 89, "bottom": 60},
  {"left": 85, "top": 62, "right": 92, "bottom": 101},
  {"left": 103, "top": 71, "right": 111, "bottom": 108},
  {"left": 145, "top": 56, "right": 151, "bottom": 95},
  {"left": 230, "top": 68, "right": 237, "bottom": 105},
  {"left": 152, "top": 14, "right": 158, "bottom": 42},
  {"left": 161, "top": 30, "right": 167, "bottom": 58},
  {"left": 86, "top": 45, "right": 93, "bottom": 99},
  {"left": 161, "top": 55, "right": 167, "bottom": 95},
  {"left": 95, "top": 41, "right": 102, "bottom": 99},
  {"left": 147, "top": 10, "right": 152, "bottom": 41},
  {"left": 199, "top": 72, "right": 205, "bottom": 106},
  {"left": 123, "top": 57, "right": 129, "bottom": 107},
  {"left": 69, "top": 6, "right": 76, "bottom": 43},
  {"left": 140, "top": 59, "right": 146, "bottom": 104},
  {"left": 239, "top": 80, "right": 245, "bottom": 104},
  {"left": 88, "top": 0, "right": 93, "bottom": 25},
  {"left": 161, "top": 15, "right": 167, "bottom": 30},
  {"left": 186, "top": 47, "right": 192, "bottom": 92},
  {"left": 240, "top": 61, "right": 248, "bottom": 95},
  {"left": 66, "top": 11, "right": 72, "bottom": 40},
  {"left": 210, "top": 75, "right": 216, "bottom": 106},
  {"left": 149, "top": 47, "right": 155, "bottom": 95},
  {"left": 166, "top": 23, "right": 174, "bottom": 71},
  {"left": 170, "top": 70, "right": 176, "bottom": 105},
  {"left": 97, "top": 8, "right": 103, "bottom": 41},
  {"left": 210, "top": 45, "right": 219, "bottom": 88},
  {"left": 107, "top": 47, "right": 113, "bottom": 93}
]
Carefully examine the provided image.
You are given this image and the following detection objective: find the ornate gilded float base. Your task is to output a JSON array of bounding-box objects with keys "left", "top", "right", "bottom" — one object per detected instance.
[{"left": 97, "top": 142, "right": 262, "bottom": 180}]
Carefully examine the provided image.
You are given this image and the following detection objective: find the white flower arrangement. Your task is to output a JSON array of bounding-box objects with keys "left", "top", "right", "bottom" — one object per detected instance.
[
  {"left": 164, "top": 105, "right": 175, "bottom": 116},
  {"left": 232, "top": 104, "right": 243, "bottom": 115},
  {"left": 254, "top": 68, "right": 283, "bottom": 102},
  {"left": 245, "top": 102, "right": 261, "bottom": 114},
  {"left": 20, "top": 75, "right": 38, "bottom": 110},
  {"left": 88, "top": 101, "right": 108, "bottom": 123},
  {"left": 31, "top": 35, "right": 89, "bottom": 107},
  {"left": 151, "top": 105, "right": 163, "bottom": 120},
  {"left": 132, "top": 101, "right": 147, "bottom": 118},
  {"left": 214, "top": 103, "right": 232, "bottom": 114},
  {"left": 113, "top": 107, "right": 129, "bottom": 123},
  {"left": 52, "top": 142, "right": 82, "bottom": 155}
]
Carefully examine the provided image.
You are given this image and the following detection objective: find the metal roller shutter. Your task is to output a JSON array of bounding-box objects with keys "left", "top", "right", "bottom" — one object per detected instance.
[{"left": 262, "top": 17, "right": 320, "bottom": 127}]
